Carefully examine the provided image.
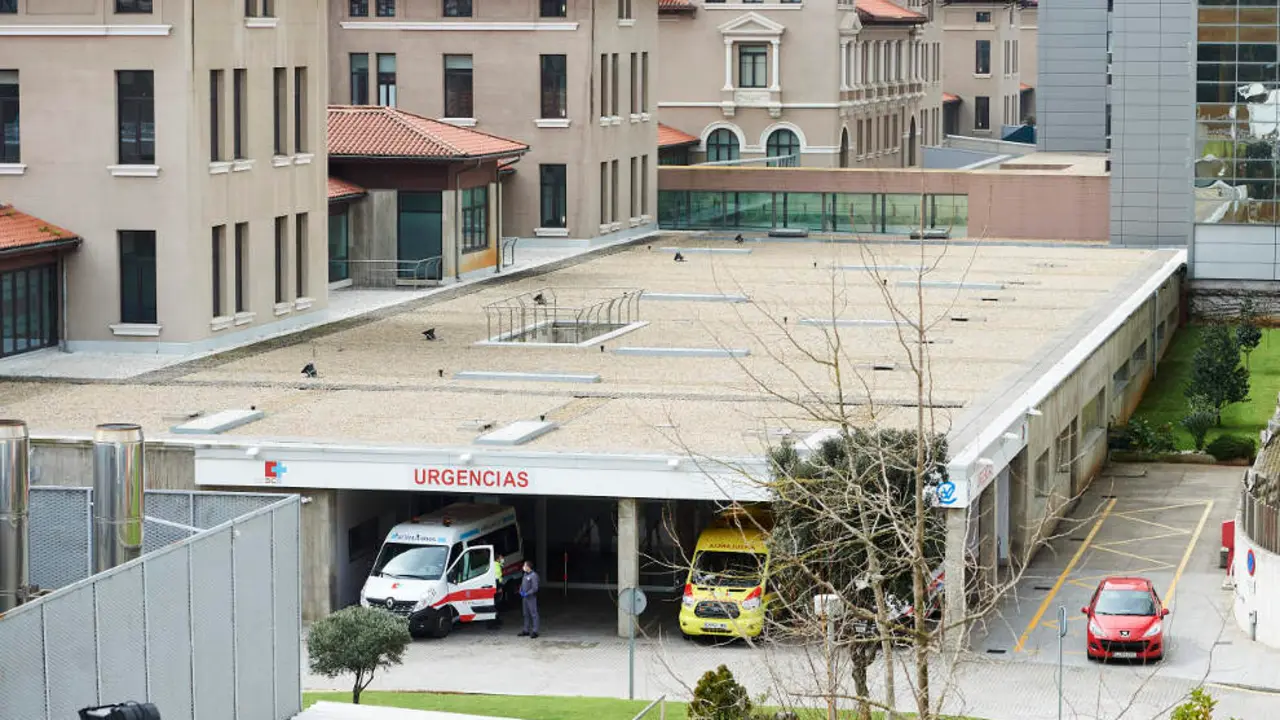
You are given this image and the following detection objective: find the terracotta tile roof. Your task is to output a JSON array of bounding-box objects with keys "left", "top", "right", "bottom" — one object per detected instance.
[
  {"left": 0, "top": 204, "right": 80, "bottom": 254},
  {"left": 942, "top": 92, "right": 961, "bottom": 104},
  {"left": 328, "top": 177, "right": 366, "bottom": 201},
  {"left": 658, "top": 0, "right": 696, "bottom": 11},
  {"left": 856, "top": 0, "right": 927, "bottom": 23},
  {"left": 658, "top": 123, "right": 699, "bottom": 149},
  {"left": 1020, "top": 82, "right": 1033, "bottom": 91},
  {"left": 328, "top": 105, "right": 529, "bottom": 160},
  {"left": 498, "top": 158, "right": 520, "bottom": 174}
]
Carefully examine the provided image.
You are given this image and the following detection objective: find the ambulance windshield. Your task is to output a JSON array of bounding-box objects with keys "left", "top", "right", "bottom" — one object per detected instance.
[
  {"left": 692, "top": 550, "right": 765, "bottom": 587},
  {"left": 374, "top": 543, "right": 449, "bottom": 581}
]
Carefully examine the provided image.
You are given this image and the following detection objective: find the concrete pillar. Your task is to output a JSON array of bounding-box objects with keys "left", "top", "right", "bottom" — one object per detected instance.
[
  {"left": 942, "top": 507, "right": 968, "bottom": 651},
  {"left": 769, "top": 39, "right": 781, "bottom": 91},
  {"left": 617, "top": 497, "right": 639, "bottom": 637},
  {"left": 722, "top": 39, "right": 734, "bottom": 91},
  {"left": 535, "top": 496, "right": 548, "bottom": 584},
  {"left": 978, "top": 484, "right": 998, "bottom": 592}
]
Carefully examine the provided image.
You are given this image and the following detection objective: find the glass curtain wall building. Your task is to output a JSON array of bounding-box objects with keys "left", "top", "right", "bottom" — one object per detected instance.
[{"left": 658, "top": 191, "right": 968, "bottom": 236}]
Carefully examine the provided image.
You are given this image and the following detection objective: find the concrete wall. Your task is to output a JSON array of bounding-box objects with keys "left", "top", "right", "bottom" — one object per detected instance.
[
  {"left": 658, "top": 165, "right": 1111, "bottom": 241},
  {"left": 1193, "top": 225, "right": 1280, "bottom": 281},
  {"left": 1108, "top": 0, "right": 1194, "bottom": 247},
  {"left": 1234, "top": 521, "right": 1280, "bottom": 649},
  {"left": 1036, "top": 0, "right": 1108, "bottom": 152}
]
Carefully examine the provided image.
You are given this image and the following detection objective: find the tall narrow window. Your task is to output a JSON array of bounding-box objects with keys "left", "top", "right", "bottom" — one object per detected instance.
[
  {"left": 629, "top": 156, "right": 638, "bottom": 219},
  {"left": 0, "top": 0, "right": 14, "bottom": 12},
  {"left": 629, "top": 53, "right": 638, "bottom": 115},
  {"left": 377, "top": 54, "right": 397, "bottom": 107},
  {"left": 443, "top": 55, "right": 474, "bottom": 118},
  {"left": 350, "top": 54, "right": 369, "bottom": 105},
  {"left": 540, "top": 0, "right": 566, "bottom": 17},
  {"left": 706, "top": 128, "right": 739, "bottom": 163},
  {"left": 295, "top": 213, "right": 308, "bottom": 298},
  {"left": 294, "top": 67, "right": 308, "bottom": 153},
  {"left": 245, "top": 0, "right": 257, "bottom": 17},
  {"left": 618, "top": 0, "right": 631, "bottom": 20},
  {"left": 118, "top": 231, "right": 157, "bottom": 325},
  {"left": 975, "top": 40, "right": 991, "bottom": 75},
  {"left": 975, "top": 96, "right": 990, "bottom": 130},
  {"left": 540, "top": 165, "right": 567, "bottom": 229},
  {"left": 640, "top": 154, "right": 649, "bottom": 215},
  {"left": 610, "top": 159, "right": 619, "bottom": 226},
  {"left": 233, "top": 69, "right": 247, "bottom": 159},
  {"left": 766, "top": 128, "right": 800, "bottom": 167},
  {"left": 116, "top": 70, "right": 155, "bottom": 165},
  {"left": 349, "top": 0, "right": 368, "bottom": 16},
  {"left": 274, "top": 216, "right": 288, "bottom": 304},
  {"left": 540, "top": 55, "right": 567, "bottom": 119},
  {"left": 209, "top": 70, "right": 223, "bottom": 162},
  {"left": 443, "top": 0, "right": 470, "bottom": 16},
  {"left": 376, "top": 0, "right": 395, "bottom": 16},
  {"left": 116, "top": 0, "right": 153, "bottom": 13},
  {"left": 273, "top": 67, "right": 287, "bottom": 156},
  {"left": 610, "top": 54, "right": 619, "bottom": 117},
  {"left": 641, "top": 52, "right": 649, "bottom": 112},
  {"left": 262, "top": 0, "right": 274, "bottom": 16},
  {"left": 212, "top": 225, "right": 225, "bottom": 317},
  {"left": 599, "top": 162, "right": 609, "bottom": 225},
  {"left": 739, "top": 45, "right": 767, "bottom": 89},
  {"left": 599, "top": 55, "right": 609, "bottom": 119},
  {"left": 234, "top": 222, "right": 248, "bottom": 314},
  {"left": 0, "top": 70, "right": 19, "bottom": 164},
  {"left": 461, "top": 186, "right": 489, "bottom": 253}
]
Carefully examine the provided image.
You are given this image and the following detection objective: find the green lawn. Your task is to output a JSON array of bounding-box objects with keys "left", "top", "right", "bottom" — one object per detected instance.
[
  {"left": 1133, "top": 324, "right": 1280, "bottom": 450},
  {"left": 302, "top": 691, "right": 978, "bottom": 720}
]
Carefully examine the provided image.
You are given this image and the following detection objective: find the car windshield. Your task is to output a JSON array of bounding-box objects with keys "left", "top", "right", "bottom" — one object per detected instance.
[
  {"left": 691, "top": 551, "right": 765, "bottom": 587},
  {"left": 1094, "top": 588, "right": 1157, "bottom": 616},
  {"left": 373, "top": 543, "right": 449, "bottom": 581}
]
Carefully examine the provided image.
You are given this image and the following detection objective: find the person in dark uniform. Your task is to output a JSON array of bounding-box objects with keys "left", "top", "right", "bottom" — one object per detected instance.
[{"left": 518, "top": 561, "right": 540, "bottom": 638}]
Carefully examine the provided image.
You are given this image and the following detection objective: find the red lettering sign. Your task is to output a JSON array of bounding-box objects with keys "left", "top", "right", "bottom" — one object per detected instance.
[{"left": 413, "top": 467, "right": 530, "bottom": 489}]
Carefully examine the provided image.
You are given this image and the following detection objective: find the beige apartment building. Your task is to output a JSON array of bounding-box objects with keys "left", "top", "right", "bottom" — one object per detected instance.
[
  {"left": 939, "top": 0, "right": 1026, "bottom": 137},
  {"left": 0, "top": 0, "right": 328, "bottom": 357},
  {"left": 656, "top": 0, "right": 944, "bottom": 169},
  {"left": 328, "top": 0, "right": 659, "bottom": 243}
]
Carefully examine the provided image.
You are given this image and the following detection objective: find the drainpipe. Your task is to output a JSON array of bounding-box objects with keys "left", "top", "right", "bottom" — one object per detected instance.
[
  {"left": 59, "top": 256, "right": 68, "bottom": 353},
  {"left": 92, "top": 423, "right": 145, "bottom": 573},
  {"left": 0, "top": 420, "right": 30, "bottom": 613}
]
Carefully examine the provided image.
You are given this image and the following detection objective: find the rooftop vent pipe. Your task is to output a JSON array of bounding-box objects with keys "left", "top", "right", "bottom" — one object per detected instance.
[
  {"left": 92, "top": 423, "right": 145, "bottom": 573},
  {"left": 0, "top": 419, "right": 30, "bottom": 613}
]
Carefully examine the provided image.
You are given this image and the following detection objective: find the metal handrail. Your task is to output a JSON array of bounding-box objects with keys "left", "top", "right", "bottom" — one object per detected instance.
[
  {"left": 483, "top": 288, "right": 643, "bottom": 342},
  {"left": 500, "top": 236, "right": 520, "bottom": 269},
  {"left": 1241, "top": 485, "right": 1280, "bottom": 555},
  {"left": 331, "top": 257, "right": 444, "bottom": 287},
  {"left": 631, "top": 695, "right": 666, "bottom": 720}
]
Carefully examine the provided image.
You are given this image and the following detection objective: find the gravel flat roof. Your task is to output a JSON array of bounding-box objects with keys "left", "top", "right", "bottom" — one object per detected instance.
[{"left": 1, "top": 238, "right": 1177, "bottom": 457}]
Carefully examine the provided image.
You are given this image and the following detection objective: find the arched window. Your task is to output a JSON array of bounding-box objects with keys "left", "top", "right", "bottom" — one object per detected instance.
[
  {"left": 839, "top": 128, "right": 850, "bottom": 168},
  {"left": 766, "top": 128, "right": 800, "bottom": 167},
  {"left": 705, "top": 128, "right": 740, "bottom": 163}
]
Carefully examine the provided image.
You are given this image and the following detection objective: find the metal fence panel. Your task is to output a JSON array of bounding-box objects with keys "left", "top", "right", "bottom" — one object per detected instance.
[
  {"left": 191, "top": 527, "right": 236, "bottom": 720},
  {"left": 144, "top": 492, "right": 195, "bottom": 553},
  {"left": 195, "top": 493, "right": 278, "bottom": 529},
  {"left": 144, "top": 545, "right": 195, "bottom": 720},
  {"left": 235, "top": 512, "right": 278, "bottom": 717},
  {"left": 29, "top": 487, "right": 90, "bottom": 590},
  {"left": 96, "top": 567, "right": 149, "bottom": 705},
  {"left": 0, "top": 604, "right": 47, "bottom": 720},
  {"left": 1242, "top": 489, "right": 1280, "bottom": 555},
  {"left": 273, "top": 502, "right": 302, "bottom": 718},
  {"left": 44, "top": 584, "right": 99, "bottom": 719}
]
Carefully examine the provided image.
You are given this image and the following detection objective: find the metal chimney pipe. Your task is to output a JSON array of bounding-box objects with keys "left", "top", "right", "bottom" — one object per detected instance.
[
  {"left": 0, "top": 419, "right": 30, "bottom": 613},
  {"left": 92, "top": 423, "right": 145, "bottom": 573}
]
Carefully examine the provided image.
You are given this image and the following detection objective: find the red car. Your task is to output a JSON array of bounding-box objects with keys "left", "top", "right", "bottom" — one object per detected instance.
[{"left": 1082, "top": 577, "right": 1169, "bottom": 662}]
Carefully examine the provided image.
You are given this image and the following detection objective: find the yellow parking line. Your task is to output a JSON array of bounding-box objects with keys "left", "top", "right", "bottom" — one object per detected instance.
[
  {"left": 1117, "top": 502, "right": 1208, "bottom": 515},
  {"left": 1093, "top": 531, "right": 1189, "bottom": 548},
  {"left": 1165, "top": 500, "right": 1214, "bottom": 609},
  {"left": 1111, "top": 514, "right": 1189, "bottom": 534},
  {"left": 1088, "top": 545, "right": 1171, "bottom": 566},
  {"left": 1014, "top": 498, "right": 1117, "bottom": 652}
]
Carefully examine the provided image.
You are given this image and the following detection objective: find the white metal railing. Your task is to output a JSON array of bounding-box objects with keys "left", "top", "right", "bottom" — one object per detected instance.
[{"left": 631, "top": 695, "right": 667, "bottom": 720}]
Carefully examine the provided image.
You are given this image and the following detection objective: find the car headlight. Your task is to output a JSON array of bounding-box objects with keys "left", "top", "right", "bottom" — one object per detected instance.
[
  {"left": 740, "top": 587, "right": 763, "bottom": 611},
  {"left": 1089, "top": 620, "right": 1106, "bottom": 637},
  {"left": 1143, "top": 622, "right": 1162, "bottom": 638},
  {"left": 412, "top": 588, "right": 437, "bottom": 612}
]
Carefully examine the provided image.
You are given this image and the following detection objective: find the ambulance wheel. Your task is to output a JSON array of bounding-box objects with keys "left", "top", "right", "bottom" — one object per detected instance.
[{"left": 426, "top": 609, "right": 453, "bottom": 639}]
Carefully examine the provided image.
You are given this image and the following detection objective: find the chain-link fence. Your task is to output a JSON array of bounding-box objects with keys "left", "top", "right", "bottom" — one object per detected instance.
[
  {"left": 0, "top": 493, "right": 301, "bottom": 720},
  {"left": 1242, "top": 486, "right": 1280, "bottom": 554}
]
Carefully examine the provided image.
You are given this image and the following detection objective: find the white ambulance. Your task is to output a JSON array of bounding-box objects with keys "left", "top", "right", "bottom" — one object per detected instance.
[{"left": 359, "top": 503, "right": 524, "bottom": 639}]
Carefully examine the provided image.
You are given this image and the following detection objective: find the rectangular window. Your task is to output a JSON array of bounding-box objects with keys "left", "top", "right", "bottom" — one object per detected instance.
[
  {"left": 116, "top": 70, "right": 155, "bottom": 165},
  {"left": 1132, "top": 340, "right": 1148, "bottom": 368},
  {"left": 1034, "top": 449, "right": 1050, "bottom": 497},
  {"left": 641, "top": 52, "right": 649, "bottom": 112},
  {"left": 377, "top": 54, "right": 397, "bottom": 107},
  {"left": 350, "top": 0, "right": 368, "bottom": 16},
  {"left": 294, "top": 67, "right": 307, "bottom": 153},
  {"left": 610, "top": 159, "right": 619, "bottom": 226},
  {"left": 0, "top": 70, "right": 18, "bottom": 164},
  {"left": 209, "top": 70, "right": 223, "bottom": 162},
  {"left": 116, "top": 0, "right": 153, "bottom": 12},
  {"left": 262, "top": 0, "right": 274, "bottom": 16},
  {"left": 540, "top": 164, "right": 567, "bottom": 229},
  {"left": 629, "top": 53, "right": 637, "bottom": 115},
  {"left": 641, "top": 154, "right": 649, "bottom": 215},
  {"left": 610, "top": 54, "right": 619, "bottom": 117},
  {"left": 974, "top": 95, "right": 990, "bottom": 130},
  {"left": 350, "top": 54, "right": 369, "bottom": 105},
  {"left": 630, "top": 157, "right": 638, "bottom": 219},
  {"left": 461, "top": 186, "right": 489, "bottom": 253},
  {"left": 975, "top": 40, "right": 991, "bottom": 75},
  {"left": 0, "top": 0, "right": 15, "bottom": 11},
  {"left": 599, "top": 54, "right": 609, "bottom": 118},
  {"left": 443, "top": 55, "right": 474, "bottom": 118},
  {"left": 739, "top": 45, "right": 767, "bottom": 89},
  {"left": 118, "top": 231, "right": 157, "bottom": 325},
  {"left": 540, "top": 55, "right": 567, "bottom": 119},
  {"left": 1112, "top": 359, "right": 1130, "bottom": 393},
  {"left": 442, "top": 0, "right": 470, "bottom": 16},
  {"left": 618, "top": 0, "right": 632, "bottom": 20},
  {"left": 212, "top": 225, "right": 225, "bottom": 317},
  {"left": 245, "top": 0, "right": 257, "bottom": 17},
  {"left": 274, "top": 216, "right": 288, "bottom": 304},
  {"left": 273, "top": 67, "right": 287, "bottom": 156},
  {"left": 976, "top": 10, "right": 991, "bottom": 22},
  {"left": 376, "top": 0, "right": 396, "bottom": 16},
  {"left": 1083, "top": 388, "right": 1106, "bottom": 435},
  {"left": 599, "top": 162, "right": 608, "bottom": 225},
  {"left": 233, "top": 68, "right": 247, "bottom": 159},
  {"left": 295, "top": 213, "right": 308, "bottom": 298},
  {"left": 540, "top": 0, "right": 566, "bottom": 17},
  {"left": 234, "top": 222, "right": 248, "bottom": 314},
  {"left": 329, "top": 206, "right": 350, "bottom": 283}
]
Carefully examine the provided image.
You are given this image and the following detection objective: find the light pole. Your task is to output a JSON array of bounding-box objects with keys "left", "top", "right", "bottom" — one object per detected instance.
[{"left": 1057, "top": 605, "right": 1067, "bottom": 720}]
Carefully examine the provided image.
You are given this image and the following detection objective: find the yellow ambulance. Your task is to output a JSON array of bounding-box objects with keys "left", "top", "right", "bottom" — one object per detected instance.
[{"left": 678, "top": 507, "right": 773, "bottom": 639}]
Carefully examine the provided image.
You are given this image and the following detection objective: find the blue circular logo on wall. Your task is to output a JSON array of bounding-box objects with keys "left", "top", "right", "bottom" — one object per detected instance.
[
  {"left": 936, "top": 480, "right": 957, "bottom": 505},
  {"left": 1247, "top": 549, "right": 1256, "bottom": 577}
]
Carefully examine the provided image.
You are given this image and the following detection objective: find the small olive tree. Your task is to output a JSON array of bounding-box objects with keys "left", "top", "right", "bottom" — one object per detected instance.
[
  {"left": 308, "top": 605, "right": 412, "bottom": 704},
  {"left": 1181, "top": 395, "right": 1217, "bottom": 451}
]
